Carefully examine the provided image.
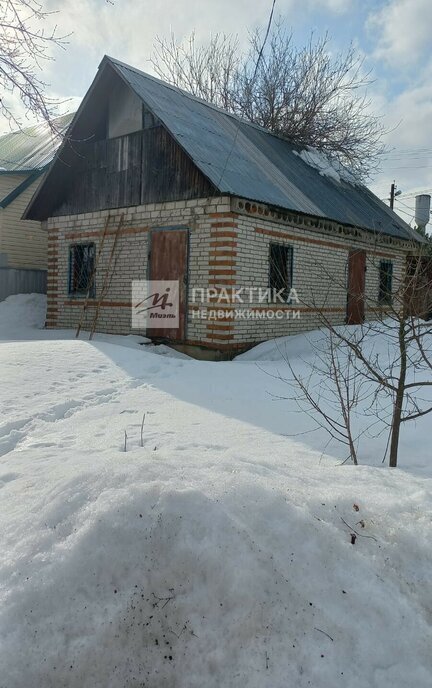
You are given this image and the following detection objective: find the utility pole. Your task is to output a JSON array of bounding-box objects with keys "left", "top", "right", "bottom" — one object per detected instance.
[
  {"left": 390, "top": 181, "right": 396, "bottom": 210},
  {"left": 389, "top": 181, "right": 402, "bottom": 209}
]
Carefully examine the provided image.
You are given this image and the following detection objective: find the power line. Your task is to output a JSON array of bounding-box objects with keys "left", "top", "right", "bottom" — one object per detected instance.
[
  {"left": 376, "top": 188, "right": 432, "bottom": 202},
  {"left": 215, "top": 0, "right": 276, "bottom": 188},
  {"left": 397, "top": 189, "right": 432, "bottom": 200},
  {"left": 384, "top": 146, "right": 432, "bottom": 156},
  {"left": 395, "top": 198, "right": 414, "bottom": 211},
  {"left": 382, "top": 164, "right": 432, "bottom": 170},
  {"left": 394, "top": 207, "right": 413, "bottom": 219},
  {"left": 252, "top": 0, "right": 277, "bottom": 80},
  {"left": 383, "top": 152, "right": 432, "bottom": 160}
]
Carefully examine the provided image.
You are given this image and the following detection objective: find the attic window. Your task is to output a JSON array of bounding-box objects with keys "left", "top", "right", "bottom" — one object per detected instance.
[
  {"left": 69, "top": 243, "right": 95, "bottom": 296},
  {"left": 142, "top": 105, "right": 158, "bottom": 129},
  {"left": 117, "top": 136, "right": 129, "bottom": 171}
]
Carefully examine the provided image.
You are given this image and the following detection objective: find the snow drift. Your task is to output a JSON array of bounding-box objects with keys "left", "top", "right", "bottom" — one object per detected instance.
[
  {"left": 2, "top": 457, "right": 432, "bottom": 688},
  {"left": 0, "top": 293, "right": 46, "bottom": 338},
  {"left": 0, "top": 296, "right": 431, "bottom": 687}
]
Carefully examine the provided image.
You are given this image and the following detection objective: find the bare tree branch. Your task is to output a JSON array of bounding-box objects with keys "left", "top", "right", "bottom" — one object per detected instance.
[
  {"left": 152, "top": 21, "right": 387, "bottom": 180},
  {"left": 0, "top": 0, "right": 69, "bottom": 132}
]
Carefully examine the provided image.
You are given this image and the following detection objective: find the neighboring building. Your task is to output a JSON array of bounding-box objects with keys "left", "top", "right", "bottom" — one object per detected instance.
[
  {"left": 0, "top": 114, "right": 73, "bottom": 300},
  {"left": 25, "top": 56, "right": 422, "bottom": 355}
]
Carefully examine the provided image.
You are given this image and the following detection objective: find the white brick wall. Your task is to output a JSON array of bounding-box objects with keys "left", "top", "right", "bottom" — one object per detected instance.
[{"left": 46, "top": 195, "right": 415, "bottom": 351}]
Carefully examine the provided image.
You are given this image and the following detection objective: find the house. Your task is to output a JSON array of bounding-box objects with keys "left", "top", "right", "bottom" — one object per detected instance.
[
  {"left": 0, "top": 113, "right": 73, "bottom": 300},
  {"left": 24, "top": 56, "right": 422, "bottom": 356}
]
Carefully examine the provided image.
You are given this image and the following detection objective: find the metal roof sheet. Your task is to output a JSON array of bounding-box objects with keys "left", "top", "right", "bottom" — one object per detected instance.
[
  {"left": 109, "top": 57, "right": 419, "bottom": 242},
  {"left": 0, "top": 113, "right": 74, "bottom": 172}
]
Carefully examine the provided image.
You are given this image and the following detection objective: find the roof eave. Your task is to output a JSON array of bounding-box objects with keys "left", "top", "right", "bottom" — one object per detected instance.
[
  {"left": 230, "top": 193, "right": 423, "bottom": 244},
  {"left": 0, "top": 169, "right": 44, "bottom": 209},
  {"left": 23, "top": 61, "right": 112, "bottom": 220}
]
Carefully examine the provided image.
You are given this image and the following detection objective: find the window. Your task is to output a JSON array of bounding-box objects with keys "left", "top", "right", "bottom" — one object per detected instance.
[
  {"left": 69, "top": 244, "right": 96, "bottom": 296},
  {"left": 142, "top": 104, "right": 158, "bottom": 129},
  {"left": 116, "top": 136, "right": 129, "bottom": 171},
  {"left": 269, "top": 243, "right": 293, "bottom": 301},
  {"left": 378, "top": 260, "right": 393, "bottom": 305}
]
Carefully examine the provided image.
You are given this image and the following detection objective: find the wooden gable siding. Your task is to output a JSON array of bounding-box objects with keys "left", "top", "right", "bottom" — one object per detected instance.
[
  {"left": 54, "top": 125, "right": 215, "bottom": 216},
  {"left": 140, "top": 126, "right": 213, "bottom": 205}
]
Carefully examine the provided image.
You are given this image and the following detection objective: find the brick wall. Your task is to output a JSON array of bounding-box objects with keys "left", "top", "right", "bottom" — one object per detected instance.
[
  {"left": 46, "top": 195, "right": 414, "bottom": 350},
  {"left": 46, "top": 197, "right": 226, "bottom": 337},
  {"left": 188, "top": 198, "right": 412, "bottom": 349}
]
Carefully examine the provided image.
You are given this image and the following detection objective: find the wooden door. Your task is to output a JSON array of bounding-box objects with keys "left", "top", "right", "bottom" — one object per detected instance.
[
  {"left": 347, "top": 250, "right": 366, "bottom": 324},
  {"left": 148, "top": 228, "right": 188, "bottom": 340}
]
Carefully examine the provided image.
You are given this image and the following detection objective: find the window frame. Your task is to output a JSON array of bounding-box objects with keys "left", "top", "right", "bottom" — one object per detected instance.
[
  {"left": 378, "top": 259, "right": 393, "bottom": 306},
  {"left": 268, "top": 242, "right": 294, "bottom": 303},
  {"left": 68, "top": 242, "right": 96, "bottom": 298}
]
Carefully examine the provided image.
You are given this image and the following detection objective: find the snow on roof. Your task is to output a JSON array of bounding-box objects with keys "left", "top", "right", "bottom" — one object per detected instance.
[{"left": 294, "top": 147, "right": 359, "bottom": 186}]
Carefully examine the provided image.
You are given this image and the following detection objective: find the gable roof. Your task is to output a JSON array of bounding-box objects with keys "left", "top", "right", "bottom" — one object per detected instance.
[
  {"left": 106, "top": 57, "right": 420, "bottom": 242},
  {"left": 25, "top": 56, "right": 420, "bottom": 242},
  {"left": 0, "top": 113, "right": 74, "bottom": 173}
]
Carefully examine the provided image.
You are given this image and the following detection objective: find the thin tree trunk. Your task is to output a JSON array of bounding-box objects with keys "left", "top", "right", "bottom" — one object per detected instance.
[
  {"left": 347, "top": 433, "right": 358, "bottom": 466},
  {"left": 389, "top": 321, "right": 407, "bottom": 467}
]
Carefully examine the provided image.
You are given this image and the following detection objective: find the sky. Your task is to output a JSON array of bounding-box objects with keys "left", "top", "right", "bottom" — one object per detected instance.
[{"left": 5, "top": 0, "right": 432, "bottom": 228}]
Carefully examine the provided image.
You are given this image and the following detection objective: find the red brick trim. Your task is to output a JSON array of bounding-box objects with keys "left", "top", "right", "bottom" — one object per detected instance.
[
  {"left": 208, "top": 212, "right": 239, "bottom": 219},
  {"left": 207, "top": 318, "right": 234, "bottom": 331},
  {"left": 65, "top": 226, "right": 149, "bottom": 241},
  {"left": 255, "top": 225, "right": 404, "bottom": 258},
  {"left": 208, "top": 258, "right": 236, "bottom": 266},
  {"left": 210, "top": 231, "right": 238, "bottom": 239},
  {"left": 209, "top": 240, "right": 238, "bottom": 248},
  {"left": 210, "top": 221, "right": 238, "bottom": 228},
  {"left": 64, "top": 299, "right": 132, "bottom": 308},
  {"left": 208, "top": 278, "right": 237, "bottom": 286},
  {"left": 209, "top": 268, "right": 236, "bottom": 276},
  {"left": 209, "top": 249, "right": 238, "bottom": 258},
  {"left": 205, "top": 331, "right": 235, "bottom": 341},
  {"left": 255, "top": 226, "right": 346, "bottom": 251}
]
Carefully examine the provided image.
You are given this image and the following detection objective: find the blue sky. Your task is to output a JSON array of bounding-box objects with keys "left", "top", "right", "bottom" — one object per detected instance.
[{"left": 7, "top": 0, "right": 432, "bottom": 227}]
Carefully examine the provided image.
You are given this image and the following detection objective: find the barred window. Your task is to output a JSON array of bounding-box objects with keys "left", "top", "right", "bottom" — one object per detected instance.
[
  {"left": 378, "top": 260, "right": 393, "bottom": 305},
  {"left": 69, "top": 244, "right": 95, "bottom": 296},
  {"left": 269, "top": 243, "right": 293, "bottom": 300}
]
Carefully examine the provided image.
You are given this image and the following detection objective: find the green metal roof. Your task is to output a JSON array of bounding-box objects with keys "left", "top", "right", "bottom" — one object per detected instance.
[{"left": 0, "top": 113, "right": 74, "bottom": 173}]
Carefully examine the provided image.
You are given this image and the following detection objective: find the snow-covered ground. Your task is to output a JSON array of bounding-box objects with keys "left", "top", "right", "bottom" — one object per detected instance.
[{"left": 0, "top": 294, "right": 431, "bottom": 688}]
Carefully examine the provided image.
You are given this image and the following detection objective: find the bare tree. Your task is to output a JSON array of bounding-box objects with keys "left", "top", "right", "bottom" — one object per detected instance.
[
  {"left": 293, "top": 244, "right": 432, "bottom": 468},
  {"left": 152, "top": 22, "right": 385, "bottom": 180},
  {"left": 151, "top": 32, "right": 240, "bottom": 112},
  {"left": 273, "top": 331, "right": 371, "bottom": 465},
  {"left": 0, "top": 0, "right": 68, "bottom": 130}
]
